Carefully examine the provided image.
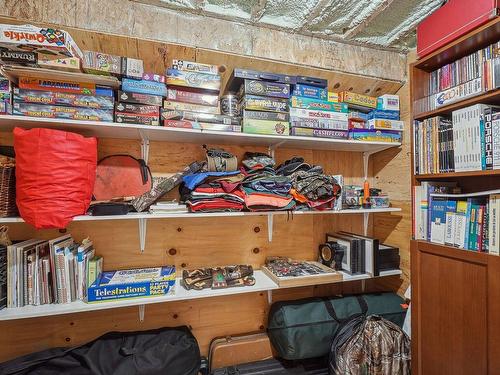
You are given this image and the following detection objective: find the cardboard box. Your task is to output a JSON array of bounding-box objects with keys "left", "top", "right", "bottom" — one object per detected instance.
[
  {"left": 328, "top": 92, "right": 339, "bottom": 103},
  {"left": 289, "top": 107, "right": 348, "bottom": 121},
  {"left": 13, "top": 102, "right": 113, "bottom": 122},
  {"left": 83, "top": 51, "right": 121, "bottom": 76},
  {"left": 242, "top": 110, "right": 289, "bottom": 122},
  {"left": 115, "top": 102, "right": 159, "bottom": 115},
  {"left": 115, "top": 112, "right": 160, "bottom": 126},
  {"left": 339, "top": 91, "right": 377, "bottom": 109},
  {"left": 376, "top": 95, "right": 400, "bottom": 111},
  {"left": 143, "top": 72, "right": 166, "bottom": 83},
  {"left": 348, "top": 128, "right": 402, "bottom": 143},
  {"left": 0, "top": 49, "right": 37, "bottom": 65},
  {"left": 172, "top": 60, "right": 219, "bottom": 75},
  {"left": 290, "top": 117, "right": 349, "bottom": 131},
  {"left": 292, "top": 84, "right": 327, "bottom": 100},
  {"left": 367, "top": 109, "right": 400, "bottom": 120},
  {"left": 161, "top": 109, "right": 240, "bottom": 125},
  {"left": 163, "top": 100, "right": 220, "bottom": 114},
  {"left": 163, "top": 119, "right": 241, "bottom": 132},
  {"left": 121, "top": 57, "right": 144, "bottom": 79},
  {"left": 37, "top": 53, "right": 81, "bottom": 72},
  {"left": 239, "top": 79, "right": 290, "bottom": 99},
  {"left": 290, "top": 127, "right": 348, "bottom": 139},
  {"left": 242, "top": 118, "right": 289, "bottom": 135},
  {"left": 0, "top": 23, "right": 82, "bottom": 58},
  {"left": 87, "top": 266, "right": 175, "bottom": 303},
  {"left": 290, "top": 96, "right": 347, "bottom": 112},
  {"left": 240, "top": 95, "right": 288, "bottom": 112},
  {"left": 118, "top": 91, "right": 163, "bottom": 106},
  {"left": 366, "top": 119, "right": 404, "bottom": 131},
  {"left": 14, "top": 88, "right": 114, "bottom": 109},
  {"left": 19, "top": 77, "right": 96, "bottom": 95},
  {"left": 122, "top": 78, "right": 167, "bottom": 96},
  {"left": 166, "top": 68, "right": 221, "bottom": 92},
  {"left": 166, "top": 87, "right": 218, "bottom": 106}
]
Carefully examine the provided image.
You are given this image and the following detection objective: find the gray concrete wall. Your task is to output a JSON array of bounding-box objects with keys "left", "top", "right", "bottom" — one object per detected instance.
[{"left": 0, "top": 0, "right": 407, "bottom": 82}]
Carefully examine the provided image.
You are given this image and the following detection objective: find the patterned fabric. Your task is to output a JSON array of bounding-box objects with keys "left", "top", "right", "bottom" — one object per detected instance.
[{"left": 331, "top": 315, "right": 411, "bottom": 375}]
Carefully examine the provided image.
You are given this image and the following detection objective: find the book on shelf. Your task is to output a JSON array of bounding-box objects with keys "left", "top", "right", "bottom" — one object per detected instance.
[
  {"left": 5, "top": 235, "right": 101, "bottom": 309},
  {"left": 413, "top": 104, "right": 500, "bottom": 174},
  {"left": 414, "top": 41, "right": 500, "bottom": 114},
  {"left": 414, "top": 186, "right": 500, "bottom": 254}
]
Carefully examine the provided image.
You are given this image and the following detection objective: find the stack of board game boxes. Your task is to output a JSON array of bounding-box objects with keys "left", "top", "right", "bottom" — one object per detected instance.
[
  {"left": 289, "top": 78, "right": 349, "bottom": 139},
  {"left": 342, "top": 92, "right": 403, "bottom": 143},
  {"left": 0, "top": 76, "right": 10, "bottom": 115},
  {"left": 228, "top": 69, "right": 292, "bottom": 135},
  {"left": 162, "top": 60, "right": 241, "bottom": 132}
]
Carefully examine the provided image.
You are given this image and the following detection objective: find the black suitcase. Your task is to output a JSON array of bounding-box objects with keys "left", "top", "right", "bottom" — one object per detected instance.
[{"left": 211, "top": 358, "right": 328, "bottom": 375}]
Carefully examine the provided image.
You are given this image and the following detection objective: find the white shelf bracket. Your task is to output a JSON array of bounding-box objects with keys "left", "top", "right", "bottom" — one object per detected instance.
[
  {"left": 268, "top": 140, "right": 287, "bottom": 158},
  {"left": 362, "top": 151, "right": 376, "bottom": 180},
  {"left": 267, "top": 214, "right": 274, "bottom": 242},
  {"left": 361, "top": 279, "right": 366, "bottom": 293},
  {"left": 139, "top": 130, "right": 150, "bottom": 164},
  {"left": 139, "top": 218, "right": 147, "bottom": 253},
  {"left": 267, "top": 290, "right": 273, "bottom": 305},
  {"left": 363, "top": 212, "right": 369, "bottom": 236},
  {"left": 138, "top": 304, "right": 145, "bottom": 322}
]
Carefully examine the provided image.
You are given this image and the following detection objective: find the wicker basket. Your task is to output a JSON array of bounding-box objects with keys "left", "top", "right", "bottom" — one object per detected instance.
[{"left": 0, "top": 156, "right": 17, "bottom": 217}]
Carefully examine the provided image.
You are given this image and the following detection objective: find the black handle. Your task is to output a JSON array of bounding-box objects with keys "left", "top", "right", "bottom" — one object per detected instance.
[{"left": 323, "top": 295, "right": 369, "bottom": 323}]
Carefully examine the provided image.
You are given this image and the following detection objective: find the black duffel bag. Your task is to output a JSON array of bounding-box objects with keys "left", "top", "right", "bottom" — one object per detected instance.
[
  {"left": 0, "top": 326, "right": 200, "bottom": 375},
  {"left": 267, "top": 292, "right": 406, "bottom": 360}
]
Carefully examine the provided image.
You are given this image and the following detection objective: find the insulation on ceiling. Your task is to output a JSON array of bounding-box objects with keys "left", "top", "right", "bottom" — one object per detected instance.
[{"left": 135, "top": 0, "right": 444, "bottom": 50}]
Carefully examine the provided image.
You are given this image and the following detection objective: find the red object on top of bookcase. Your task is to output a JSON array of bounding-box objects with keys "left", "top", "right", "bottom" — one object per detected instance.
[{"left": 417, "top": 0, "right": 499, "bottom": 58}]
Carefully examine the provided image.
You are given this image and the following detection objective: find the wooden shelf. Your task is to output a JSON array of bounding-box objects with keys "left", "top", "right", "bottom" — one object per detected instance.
[
  {"left": 413, "top": 89, "right": 500, "bottom": 121},
  {"left": 415, "top": 169, "right": 500, "bottom": 180},
  {"left": 0, "top": 207, "right": 402, "bottom": 224},
  {"left": 0, "top": 115, "right": 401, "bottom": 153},
  {"left": 413, "top": 239, "right": 496, "bottom": 260},
  {"left": 0, "top": 269, "right": 402, "bottom": 321}
]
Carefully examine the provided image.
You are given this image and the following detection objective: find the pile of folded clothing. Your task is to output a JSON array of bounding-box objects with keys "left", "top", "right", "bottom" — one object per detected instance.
[
  {"left": 240, "top": 153, "right": 295, "bottom": 211},
  {"left": 276, "top": 157, "right": 342, "bottom": 210},
  {"left": 182, "top": 170, "right": 246, "bottom": 213}
]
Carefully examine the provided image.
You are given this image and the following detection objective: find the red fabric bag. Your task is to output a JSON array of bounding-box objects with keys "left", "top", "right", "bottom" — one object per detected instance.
[{"left": 14, "top": 127, "right": 97, "bottom": 229}]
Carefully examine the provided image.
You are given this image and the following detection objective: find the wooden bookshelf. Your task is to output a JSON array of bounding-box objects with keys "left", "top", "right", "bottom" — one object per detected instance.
[{"left": 410, "top": 17, "right": 500, "bottom": 375}]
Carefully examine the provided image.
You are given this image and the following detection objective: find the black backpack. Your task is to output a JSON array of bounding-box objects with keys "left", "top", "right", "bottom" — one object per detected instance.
[{"left": 0, "top": 326, "right": 201, "bottom": 375}]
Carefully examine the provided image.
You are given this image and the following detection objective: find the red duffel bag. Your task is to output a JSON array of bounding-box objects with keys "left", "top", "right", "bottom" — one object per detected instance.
[{"left": 14, "top": 127, "right": 97, "bottom": 229}]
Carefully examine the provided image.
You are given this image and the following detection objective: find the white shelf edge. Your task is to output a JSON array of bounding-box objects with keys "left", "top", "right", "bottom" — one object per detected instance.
[
  {"left": 0, "top": 269, "right": 403, "bottom": 321},
  {"left": 0, "top": 208, "right": 402, "bottom": 224},
  {"left": 0, "top": 115, "right": 401, "bottom": 153}
]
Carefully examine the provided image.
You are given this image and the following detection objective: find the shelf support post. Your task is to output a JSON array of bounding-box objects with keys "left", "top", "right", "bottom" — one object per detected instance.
[
  {"left": 138, "top": 304, "right": 145, "bottom": 322},
  {"left": 267, "top": 214, "right": 274, "bottom": 242},
  {"left": 361, "top": 279, "right": 366, "bottom": 293},
  {"left": 267, "top": 140, "right": 287, "bottom": 158},
  {"left": 139, "top": 218, "right": 147, "bottom": 253},
  {"left": 362, "top": 151, "right": 377, "bottom": 180},
  {"left": 139, "top": 130, "right": 150, "bottom": 164},
  {"left": 363, "top": 212, "right": 369, "bottom": 236},
  {"left": 267, "top": 290, "right": 273, "bottom": 305}
]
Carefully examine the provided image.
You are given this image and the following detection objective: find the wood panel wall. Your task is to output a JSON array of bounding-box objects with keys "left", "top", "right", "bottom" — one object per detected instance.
[{"left": 0, "top": 18, "right": 410, "bottom": 362}]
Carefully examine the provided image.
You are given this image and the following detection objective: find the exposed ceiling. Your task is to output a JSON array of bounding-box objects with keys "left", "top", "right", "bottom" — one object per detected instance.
[{"left": 134, "top": 0, "right": 444, "bottom": 51}]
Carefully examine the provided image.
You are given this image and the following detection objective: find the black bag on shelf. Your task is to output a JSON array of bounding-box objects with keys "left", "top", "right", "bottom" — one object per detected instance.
[
  {"left": 0, "top": 326, "right": 201, "bottom": 375},
  {"left": 267, "top": 292, "right": 406, "bottom": 360}
]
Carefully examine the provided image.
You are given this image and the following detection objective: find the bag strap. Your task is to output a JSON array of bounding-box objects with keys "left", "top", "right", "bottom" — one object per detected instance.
[
  {"left": 2, "top": 345, "right": 81, "bottom": 374},
  {"left": 323, "top": 295, "right": 369, "bottom": 323}
]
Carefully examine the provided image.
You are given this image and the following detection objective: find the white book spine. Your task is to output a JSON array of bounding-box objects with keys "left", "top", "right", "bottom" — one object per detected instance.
[
  {"left": 444, "top": 212, "right": 456, "bottom": 245},
  {"left": 493, "top": 116, "right": 500, "bottom": 169}
]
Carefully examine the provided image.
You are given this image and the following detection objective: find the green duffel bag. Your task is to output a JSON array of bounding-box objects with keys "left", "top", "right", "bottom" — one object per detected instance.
[{"left": 267, "top": 292, "right": 406, "bottom": 360}]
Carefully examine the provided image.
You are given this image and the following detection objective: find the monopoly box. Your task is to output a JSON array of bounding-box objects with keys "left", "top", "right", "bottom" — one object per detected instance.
[
  {"left": 166, "top": 87, "right": 219, "bottom": 106},
  {"left": 161, "top": 110, "right": 240, "bottom": 125},
  {"left": 172, "top": 60, "right": 219, "bottom": 75},
  {"left": 348, "top": 128, "right": 402, "bottom": 143},
  {"left": 118, "top": 91, "right": 163, "bottom": 106},
  {"left": 242, "top": 118, "right": 289, "bottom": 135},
  {"left": 163, "top": 100, "right": 220, "bottom": 114},
  {"left": 290, "top": 96, "right": 347, "bottom": 112},
  {"left": 115, "top": 112, "right": 160, "bottom": 126},
  {"left": 290, "top": 117, "right": 349, "bottom": 131},
  {"left": 239, "top": 80, "right": 291, "bottom": 99},
  {"left": 163, "top": 119, "right": 241, "bottom": 132},
  {"left": 13, "top": 103, "right": 114, "bottom": 122},
  {"left": 14, "top": 88, "right": 115, "bottom": 109},
  {"left": 290, "top": 127, "right": 348, "bottom": 139},
  {"left": 87, "top": 266, "right": 176, "bottom": 303},
  {"left": 292, "top": 84, "right": 328, "bottom": 100},
  {"left": 289, "top": 107, "right": 348, "bottom": 121},
  {"left": 339, "top": 92, "right": 377, "bottom": 109},
  {"left": 242, "top": 109, "right": 289, "bottom": 122},
  {"left": 0, "top": 23, "right": 82, "bottom": 58},
  {"left": 122, "top": 78, "right": 167, "bottom": 97},
  {"left": 240, "top": 95, "right": 288, "bottom": 113},
  {"left": 115, "top": 102, "right": 159, "bottom": 115},
  {"left": 166, "top": 68, "right": 221, "bottom": 91}
]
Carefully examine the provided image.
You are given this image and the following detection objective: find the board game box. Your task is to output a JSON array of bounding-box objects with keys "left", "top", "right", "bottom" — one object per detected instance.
[
  {"left": 118, "top": 91, "right": 163, "bottom": 106},
  {"left": 122, "top": 78, "right": 167, "bottom": 97},
  {"left": 0, "top": 49, "right": 37, "bottom": 65},
  {"left": 115, "top": 112, "right": 160, "bottom": 126},
  {"left": 163, "top": 119, "right": 241, "bottom": 132},
  {"left": 290, "top": 96, "right": 347, "bottom": 112},
  {"left": 242, "top": 118, "right": 289, "bottom": 135},
  {"left": 290, "top": 127, "right": 348, "bottom": 139},
  {"left": 339, "top": 91, "right": 377, "bottom": 109},
  {"left": 82, "top": 51, "right": 121, "bottom": 76},
  {"left": 239, "top": 95, "right": 288, "bottom": 112},
  {"left": 142, "top": 72, "right": 166, "bottom": 83},
  {"left": 238, "top": 79, "right": 291, "bottom": 99},
  {"left": 0, "top": 24, "right": 83, "bottom": 58},
  {"left": 166, "top": 87, "right": 219, "bottom": 106},
  {"left": 242, "top": 109, "right": 289, "bottom": 122},
  {"left": 13, "top": 103, "right": 114, "bottom": 122},
  {"left": 121, "top": 57, "right": 144, "bottom": 79},
  {"left": 292, "top": 84, "right": 327, "bottom": 100},
  {"left": 87, "top": 266, "right": 176, "bottom": 303},
  {"left": 14, "top": 88, "right": 114, "bottom": 109},
  {"left": 166, "top": 68, "right": 221, "bottom": 91},
  {"left": 163, "top": 100, "right": 220, "bottom": 114},
  {"left": 289, "top": 107, "right": 348, "bottom": 121},
  {"left": 226, "top": 68, "right": 296, "bottom": 92},
  {"left": 161, "top": 110, "right": 240, "bottom": 125},
  {"left": 290, "top": 118, "right": 349, "bottom": 131},
  {"left": 115, "top": 102, "right": 159, "bottom": 115},
  {"left": 172, "top": 60, "right": 219, "bottom": 75},
  {"left": 367, "top": 109, "right": 400, "bottom": 120},
  {"left": 37, "top": 53, "right": 81, "bottom": 72},
  {"left": 348, "top": 128, "right": 402, "bottom": 143},
  {"left": 19, "top": 77, "right": 98, "bottom": 95},
  {"left": 366, "top": 119, "right": 404, "bottom": 131},
  {"left": 295, "top": 76, "right": 328, "bottom": 88}
]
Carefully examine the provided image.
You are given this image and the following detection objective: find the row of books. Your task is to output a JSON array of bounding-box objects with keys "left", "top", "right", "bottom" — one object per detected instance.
[
  {"left": 413, "top": 182, "right": 499, "bottom": 254},
  {"left": 1, "top": 234, "right": 103, "bottom": 309},
  {"left": 413, "top": 104, "right": 500, "bottom": 175},
  {"left": 428, "top": 41, "right": 499, "bottom": 96}
]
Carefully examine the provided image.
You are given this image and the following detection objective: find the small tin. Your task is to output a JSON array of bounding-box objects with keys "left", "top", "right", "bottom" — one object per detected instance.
[{"left": 220, "top": 94, "right": 239, "bottom": 117}]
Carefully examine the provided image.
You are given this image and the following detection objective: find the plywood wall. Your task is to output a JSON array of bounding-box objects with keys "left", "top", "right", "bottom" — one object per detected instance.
[{"left": 0, "top": 19, "right": 410, "bottom": 362}]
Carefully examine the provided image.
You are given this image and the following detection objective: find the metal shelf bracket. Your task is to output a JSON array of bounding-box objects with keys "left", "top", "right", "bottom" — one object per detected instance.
[
  {"left": 267, "top": 290, "right": 273, "bottom": 305},
  {"left": 363, "top": 212, "right": 369, "bottom": 236},
  {"left": 139, "top": 218, "right": 147, "bottom": 253},
  {"left": 139, "top": 130, "right": 150, "bottom": 164},
  {"left": 267, "top": 214, "right": 274, "bottom": 242},
  {"left": 138, "top": 304, "right": 145, "bottom": 322},
  {"left": 267, "top": 140, "right": 287, "bottom": 158}
]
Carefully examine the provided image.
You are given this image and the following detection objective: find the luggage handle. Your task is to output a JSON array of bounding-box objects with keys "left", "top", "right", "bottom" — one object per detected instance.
[{"left": 323, "top": 295, "right": 369, "bottom": 323}]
